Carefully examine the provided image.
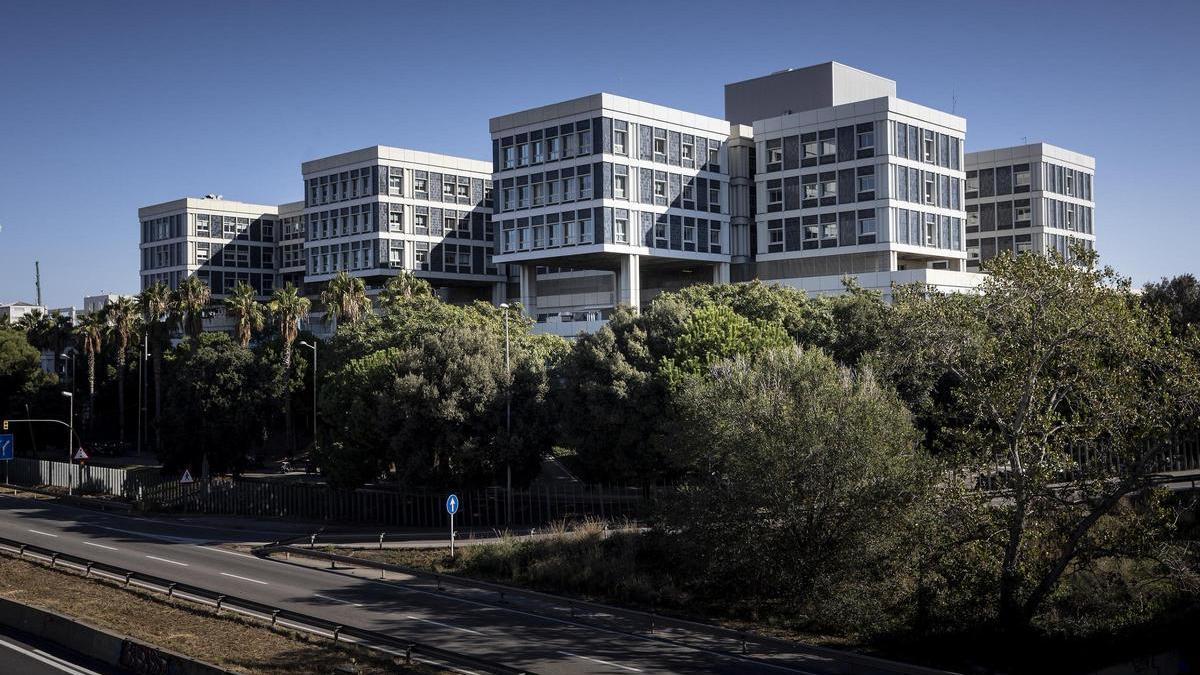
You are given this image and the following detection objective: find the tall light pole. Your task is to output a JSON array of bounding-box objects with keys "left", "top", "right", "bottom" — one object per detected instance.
[
  {"left": 61, "top": 391, "right": 73, "bottom": 496},
  {"left": 299, "top": 341, "right": 317, "bottom": 458},
  {"left": 499, "top": 303, "right": 512, "bottom": 525}
]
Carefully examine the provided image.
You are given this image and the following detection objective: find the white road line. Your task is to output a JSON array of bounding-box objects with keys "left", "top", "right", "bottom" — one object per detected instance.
[
  {"left": 0, "top": 634, "right": 102, "bottom": 675},
  {"left": 405, "top": 615, "right": 484, "bottom": 635},
  {"left": 145, "top": 555, "right": 188, "bottom": 567},
  {"left": 26, "top": 529, "right": 58, "bottom": 538},
  {"left": 220, "top": 572, "right": 268, "bottom": 585},
  {"left": 82, "top": 541, "right": 118, "bottom": 551},
  {"left": 314, "top": 593, "right": 362, "bottom": 607},
  {"left": 94, "top": 525, "right": 208, "bottom": 544},
  {"left": 558, "top": 650, "right": 643, "bottom": 672},
  {"left": 197, "top": 545, "right": 256, "bottom": 558}
]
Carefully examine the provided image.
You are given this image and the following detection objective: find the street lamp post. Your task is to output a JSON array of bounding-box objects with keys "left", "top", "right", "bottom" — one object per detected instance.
[
  {"left": 299, "top": 341, "right": 317, "bottom": 459},
  {"left": 499, "top": 303, "right": 512, "bottom": 526},
  {"left": 61, "top": 391, "right": 73, "bottom": 496}
]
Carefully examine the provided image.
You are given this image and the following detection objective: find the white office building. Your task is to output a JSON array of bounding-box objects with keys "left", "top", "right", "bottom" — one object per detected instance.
[
  {"left": 301, "top": 146, "right": 504, "bottom": 305},
  {"left": 730, "top": 62, "right": 984, "bottom": 300},
  {"left": 489, "top": 93, "right": 734, "bottom": 331},
  {"left": 965, "top": 143, "right": 1095, "bottom": 270}
]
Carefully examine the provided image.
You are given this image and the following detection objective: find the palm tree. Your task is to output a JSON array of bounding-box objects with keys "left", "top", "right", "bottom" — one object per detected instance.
[
  {"left": 224, "top": 281, "right": 265, "bottom": 348},
  {"left": 269, "top": 283, "right": 311, "bottom": 455},
  {"left": 105, "top": 297, "right": 140, "bottom": 447},
  {"left": 137, "top": 282, "right": 174, "bottom": 452},
  {"left": 174, "top": 276, "right": 211, "bottom": 340},
  {"left": 380, "top": 271, "right": 433, "bottom": 312},
  {"left": 319, "top": 271, "right": 372, "bottom": 327},
  {"left": 13, "top": 308, "right": 47, "bottom": 334},
  {"left": 75, "top": 311, "right": 106, "bottom": 429}
]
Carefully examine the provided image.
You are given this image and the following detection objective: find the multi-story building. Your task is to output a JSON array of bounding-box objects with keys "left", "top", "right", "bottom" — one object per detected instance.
[
  {"left": 965, "top": 143, "right": 1095, "bottom": 271},
  {"left": 301, "top": 146, "right": 504, "bottom": 304},
  {"left": 489, "top": 93, "right": 734, "bottom": 329},
  {"left": 138, "top": 196, "right": 280, "bottom": 299},
  {"left": 730, "top": 62, "right": 981, "bottom": 299},
  {"left": 278, "top": 200, "right": 306, "bottom": 291}
]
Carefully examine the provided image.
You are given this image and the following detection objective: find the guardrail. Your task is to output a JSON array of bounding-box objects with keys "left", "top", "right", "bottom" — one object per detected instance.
[
  {"left": 258, "top": 543, "right": 959, "bottom": 675},
  {"left": 1, "top": 483, "right": 134, "bottom": 512},
  {"left": 0, "top": 535, "right": 530, "bottom": 675}
]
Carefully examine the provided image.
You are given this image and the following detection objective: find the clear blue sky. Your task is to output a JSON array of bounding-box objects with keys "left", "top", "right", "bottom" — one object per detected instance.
[{"left": 2, "top": 0, "right": 1197, "bottom": 308}]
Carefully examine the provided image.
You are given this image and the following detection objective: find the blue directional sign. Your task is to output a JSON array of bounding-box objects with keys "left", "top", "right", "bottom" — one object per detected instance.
[
  {"left": 446, "top": 493, "right": 459, "bottom": 515},
  {"left": 0, "top": 434, "right": 12, "bottom": 461}
]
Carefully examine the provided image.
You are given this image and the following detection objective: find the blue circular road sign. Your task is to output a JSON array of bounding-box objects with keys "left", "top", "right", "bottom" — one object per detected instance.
[{"left": 446, "top": 493, "right": 459, "bottom": 515}]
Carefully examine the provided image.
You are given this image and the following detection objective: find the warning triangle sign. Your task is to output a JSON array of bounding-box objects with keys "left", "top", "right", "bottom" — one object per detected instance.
[
  {"left": 180, "top": 469, "right": 194, "bottom": 484},
  {"left": 73, "top": 447, "right": 89, "bottom": 461}
]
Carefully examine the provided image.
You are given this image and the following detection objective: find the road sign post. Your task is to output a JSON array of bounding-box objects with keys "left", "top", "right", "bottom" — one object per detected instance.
[
  {"left": 0, "top": 433, "right": 13, "bottom": 485},
  {"left": 446, "top": 493, "right": 459, "bottom": 559}
]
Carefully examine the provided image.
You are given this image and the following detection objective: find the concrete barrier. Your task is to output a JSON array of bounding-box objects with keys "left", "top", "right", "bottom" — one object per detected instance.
[{"left": 0, "top": 596, "right": 231, "bottom": 674}]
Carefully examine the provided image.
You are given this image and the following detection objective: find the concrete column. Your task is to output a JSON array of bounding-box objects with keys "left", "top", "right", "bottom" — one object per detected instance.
[
  {"left": 491, "top": 281, "right": 506, "bottom": 306},
  {"left": 517, "top": 264, "right": 537, "bottom": 315},
  {"left": 712, "top": 262, "right": 730, "bottom": 285},
  {"left": 888, "top": 250, "right": 899, "bottom": 272},
  {"left": 616, "top": 254, "right": 641, "bottom": 312}
]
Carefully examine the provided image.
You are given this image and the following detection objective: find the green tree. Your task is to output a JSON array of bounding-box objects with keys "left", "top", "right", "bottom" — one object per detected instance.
[
  {"left": 661, "top": 346, "right": 928, "bottom": 632},
  {"left": 1142, "top": 273, "right": 1200, "bottom": 338},
  {"left": 659, "top": 303, "right": 790, "bottom": 384},
  {"left": 224, "top": 281, "right": 265, "bottom": 348},
  {"left": 174, "top": 276, "right": 211, "bottom": 340},
  {"left": 380, "top": 271, "right": 433, "bottom": 312},
  {"left": 104, "top": 296, "right": 140, "bottom": 446},
  {"left": 320, "top": 271, "right": 372, "bottom": 327},
  {"left": 883, "top": 250, "right": 1200, "bottom": 632},
  {"left": 74, "top": 311, "right": 106, "bottom": 429},
  {"left": 0, "top": 324, "right": 55, "bottom": 419},
  {"left": 268, "top": 283, "right": 311, "bottom": 454},
  {"left": 158, "top": 333, "right": 283, "bottom": 474},
  {"left": 138, "top": 282, "right": 175, "bottom": 451}
]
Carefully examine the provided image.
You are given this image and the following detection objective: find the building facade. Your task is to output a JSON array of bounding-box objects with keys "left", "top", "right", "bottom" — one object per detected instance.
[
  {"left": 489, "top": 93, "right": 734, "bottom": 328},
  {"left": 301, "top": 146, "right": 504, "bottom": 304},
  {"left": 138, "top": 197, "right": 281, "bottom": 299},
  {"left": 964, "top": 143, "right": 1095, "bottom": 271},
  {"left": 733, "top": 63, "right": 982, "bottom": 300}
]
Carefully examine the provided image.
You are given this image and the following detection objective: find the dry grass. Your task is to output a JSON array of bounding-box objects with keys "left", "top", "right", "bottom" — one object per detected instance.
[{"left": 0, "top": 554, "right": 432, "bottom": 674}]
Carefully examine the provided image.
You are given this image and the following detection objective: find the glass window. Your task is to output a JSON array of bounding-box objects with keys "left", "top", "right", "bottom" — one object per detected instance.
[
  {"left": 614, "top": 174, "right": 627, "bottom": 199},
  {"left": 856, "top": 130, "right": 874, "bottom": 150},
  {"left": 614, "top": 129, "right": 627, "bottom": 155},
  {"left": 615, "top": 217, "right": 628, "bottom": 243},
  {"left": 389, "top": 174, "right": 402, "bottom": 195},
  {"left": 857, "top": 174, "right": 875, "bottom": 193}
]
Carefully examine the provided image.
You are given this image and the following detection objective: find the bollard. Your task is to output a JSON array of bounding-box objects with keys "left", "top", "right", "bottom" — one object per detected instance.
[
  {"left": 18, "top": 544, "right": 25, "bottom": 557},
  {"left": 125, "top": 572, "right": 133, "bottom": 587},
  {"left": 330, "top": 558, "right": 336, "bottom": 570},
  {"left": 271, "top": 609, "right": 280, "bottom": 627},
  {"left": 50, "top": 553, "right": 58, "bottom": 567},
  {"left": 404, "top": 646, "right": 413, "bottom": 664},
  {"left": 167, "top": 583, "right": 176, "bottom": 598},
  {"left": 333, "top": 625, "right": 342, "bottom": 642},
  {"left": 216, "top": 595, "right": 226, "bottom": 612},
  {"left": 649, "top": 613, "right": 655, "bottom": 634},
  {"left": 379, "top": 532, "right": 385, "bottom": 550},
  {"left": 85, "top": 563, "right": 93, "bottom": 578},
  {"left": 740, "top": 633, "right": 748, "bottom": 655},
  {"left": 310, "top": 533, "right": 317, "bottom": 549}
]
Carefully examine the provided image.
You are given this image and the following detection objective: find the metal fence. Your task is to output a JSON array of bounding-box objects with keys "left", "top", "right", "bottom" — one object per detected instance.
[
  {"left": 2, "top": 457, "right": 655, "bottom": 528},
  {"left": 2, "top": 458, "right": 165, "bottom": 499}
]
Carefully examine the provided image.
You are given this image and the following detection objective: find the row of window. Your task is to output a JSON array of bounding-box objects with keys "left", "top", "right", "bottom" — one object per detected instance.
[
  {"left": 499, "top": 168, "right": 593, "bottom": 211},
  {"left": 142, "top": 243, "right": 182, "bottom": 270},
  {"left": 192, "top": 213, "right": 276, "bottom": 242},
  {"left": 142, "top": 214, "right": 183, "bottom": 244},
  {"left": 495, "top": 117, "right": 724, "bottom": 174},
  {"left": 893, "top": 166, "right": 963, "bottom": 210},
  {"left": 305, "top": 165, "right": 493, "bottom": 208},
  {"left": 764, "top": 166, "right": 878, "bottom": 212},
  {"left": 280, "top": 242, "right": 305, "bottom": 269},
  {"left": 497, "top": 163, "right": 725, "bottom": 214},
  {"left": 196, "top": 270, "right": 275, "bottom": 297},
  {"left": 281, "top": 215, "right": 305, "bottom": 240},
  {"left": 500, "top": 208, "right": 724, "bottom": 255},
  {"left": 764, "top": 209, "right": 879, "bottom": 253},
  {"left": 306, "top": 205, "right": 492, "bottom": 242},
  {"left": 763, "top": 122, "right": 878, "bottom": 172},
  {"left": 892, "top": 121, "right": 962, "bottom": 170},
  {"left": 892, "top": 209, "right": 964, "bottom": 251},
  {"left": 500, "top": 209, "right": 595, "bottom": 252},
  {"left": 192, "top": 242, "right": 275, "bottom": 269},
  {"left": 307, "top": 240, "right": 494, "bottom": 277},
  {"left": 965, "top": 163, "right": 1031, "bottom": 198},
  {"left": 965, "top": 198, "right": 1093, "bottom": 235},
  {"left": 967, "top": 233, "right": 1094, "bottom": 267}
]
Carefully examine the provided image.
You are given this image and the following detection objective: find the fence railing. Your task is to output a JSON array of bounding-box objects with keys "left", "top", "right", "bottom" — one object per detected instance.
[{"left": 2, "top": 457, "right": 656, "bottom": 528}]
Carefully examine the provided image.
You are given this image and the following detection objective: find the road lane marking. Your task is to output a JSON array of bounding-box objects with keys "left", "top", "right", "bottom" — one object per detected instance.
[
  {"left": 0, "top": 634, "right": 102, "bottom": 675},
  {"left": 220, "top": 572, "right": 268, "bottom": 585},
  {"left": 197, "top": 545, "right": 256, "bottom": 558},
  {"left": 405, "top": 615, "right": 484, "bottom": 635},
  {"left": 94, "top": 525, "right": 208, "bottom": 544},
  {"left": 27, "top": 529, "right": 58, "bottom": 538},
  {"left": 146, "top": 555, "right": 188, "bottom": 567},
  {"left": 314, "top": 593, "right": 362, "bottom": 607},
  {"left": 558, "top": 650, "right": 643, "bottom": 672},
  {"left": 82, "top": 541, "right": 118, "bottom": 551}
]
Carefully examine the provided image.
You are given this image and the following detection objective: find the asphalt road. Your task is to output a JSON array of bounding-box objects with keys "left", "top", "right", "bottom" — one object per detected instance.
[
  {"left": 0, "top": 625, "right": 118, "bottom": 675},
  {"left": 0, "top": 494, "right": 903, "bottom": 675}
]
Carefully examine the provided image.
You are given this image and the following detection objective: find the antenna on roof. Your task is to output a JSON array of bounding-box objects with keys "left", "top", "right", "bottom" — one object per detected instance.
[{"left": 35, "top": 261, "right": 41, "bottom": 307}]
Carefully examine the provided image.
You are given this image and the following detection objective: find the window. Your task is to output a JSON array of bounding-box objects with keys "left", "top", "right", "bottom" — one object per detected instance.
[
  {"left": 924, "top": 175, "right": 935, "bottom": 205},
  {"left": 518, "top": 144, "right": 530, "bottom": 166},
  {"left": 767, "top": 220, "right": 783, "bottom": 251},
  {"left": 262, "top": 222, "right": 274, "bottom": 241},
  {"left": 708, "top": 184, "right": 720, "bottom": 210},
  {"left": 654, "top": 178, "right": 666, "bottom": 199},
  {"left": 195, "top": 247, "right": 209, "bottom": 264},
  {"left": 1065, "top": 171, "right": 1074, "bottom": 196},
  {"left": 858, "top": 217, "right": 876, "bottom": 237},
  {"left": 533, "top": 140, "right": 545, "bottom": 164},
  {"left": 502, "top": 187, "right": 515, "bottom": 211},
  {"left": 683, "top": 220, "right": 696, "bottom": 246},
  {"left": 821, "top": 137, "right": 837, "bottom": 157},
  {"left": 614, "top": 129, "right": 627, "bottom": 155},
  {"left": 966, "top": 173, "right": 979, "bottom": 194},
  {"left": 1015, "top": 202, "right": 1032, "bottom": 223},
  {"left": 804, "top": 223, "right": 819, "bottom": 241},
  {"left": 614, "top": 174, "right": 627, "bottom": 199},
  {"left": 415, "top": 214, "right": 429, "bottom": 235},
  {"left": 856, "top": 130, "right": 874, "bottom": 150},
  {"left": 548, "top": 137, "right": 561, "bottom": 161},
  {"left": 532, "top": 183, "right": 544, "bottom": 206},
  {"left": 767, "top": 182, "right": 783, "bottom": 209},
  {"left": 389, "top": 174, "right": 402, "bottom": 196},
  {"left": 707, "top": 145, "right": 719, "bottom": 170},
  {"left": 578, "top": 130, "right": 592, "bottom": 154},
  {"left": 518, "top": 185, "right": 530, "bottom": 208},
  {"left": 968, "top": 244, "right": 980, "bottom": 260},
  {"left": 923, "top": 131, "right": 935, "bottom": 163},
  {"left": 821, "top": 178, "right": 837, "bottom": 199},
  {"left": 389, "top": 243, "right": 404, "bottom": 265},
  {"left": 457, "top": 184, "right": 469, "bottom": 200},
  {"left": 804, "top": 181, "right": 819, "bottom": 200},
  {"left": 443, "top": 182, "right": 456, "bottom": 198},
  {"left": 615, "top": 216, "right": 628, "bottom": 243},
  {"left": 1065, "top": 208, "right": 1075, "bottom": 230},
  {"left": 503, "top": 229, "right": 516, "bottom": 252},
  {"left": 924, "top": 214, "right": 938, "bottom": 247},
  {"left": 564, "top": 133, "right": 578, "bottom": 157},
  {"left": 653, "top": 136, "right": 666, "bottom": 158},
  {"left": 681, "top": 141, "right": 693, "bottom": 162},
  {"left": 1015, "top": 166, "right": 1031, "bottom": 188},
  {"left": 196, "top": 215, "right": 210, "bottom": 236},
  {"left": 578, "top": 217, "right": 593, "bottom": 243},
  {"left": 415, "top": 244, "right": 429, "bottom": 268},
  {"left": 767, "top": 142, "right": 783, "bottom": 165},
  {"left": 967, "top": 209, "right": 980, "bottom": 228},
  {"left": 804, "top": 139, "right": 819, "bottom": 160},
  {"left": 857, "top": 174, "right": 876, "bottom": 193},
  {"left": 655, "top": 220, "right": 668, "bottom": 247},
  {"left": 822, "top": 220, "right": 837, "bottom": 240},
  {"left": 262, "top": 248, "right": 273, "bottom": 267},
  {"left": 503, "top": 147, "right": 515, "bottom": 169},
  {"left": 445, "top": 214, "right": 458, "bottom": 234},
  {"left": 579, "top": 174, "right": 593, "bottom": 199},
  {"left": 414, "top": 178, "right": 428, "bottom": 196}
]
